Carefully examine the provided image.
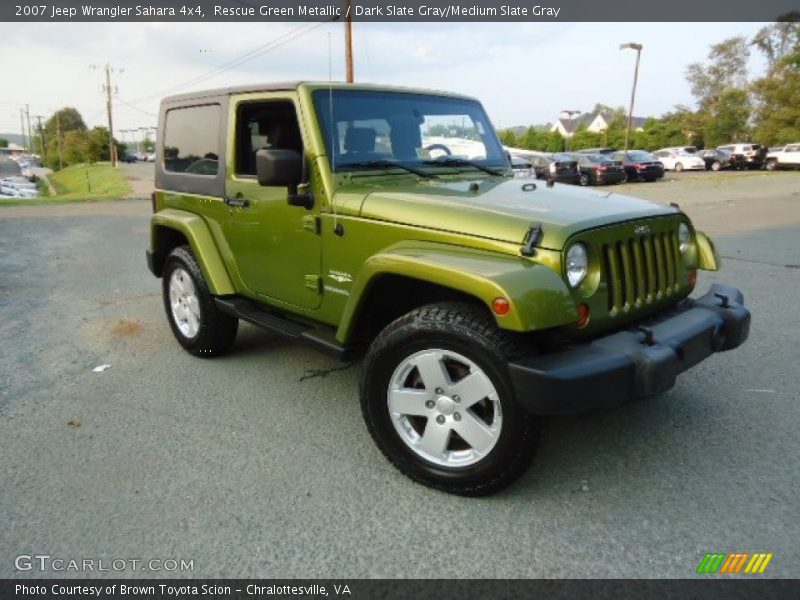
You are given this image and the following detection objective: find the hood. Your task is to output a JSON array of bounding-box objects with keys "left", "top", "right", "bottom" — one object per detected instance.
[{"left": 342, "top": 177, "right": 677, "bottom": 250}]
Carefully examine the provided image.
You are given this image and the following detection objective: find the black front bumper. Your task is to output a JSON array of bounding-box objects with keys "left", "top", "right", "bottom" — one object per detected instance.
[{"left": 509, "top": 284, "right": 750, "bottom": 415}]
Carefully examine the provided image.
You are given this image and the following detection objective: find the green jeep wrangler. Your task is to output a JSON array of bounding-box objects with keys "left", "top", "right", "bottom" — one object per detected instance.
[{"left": 147, "top": 82, "right": 750, "bottom": 495}]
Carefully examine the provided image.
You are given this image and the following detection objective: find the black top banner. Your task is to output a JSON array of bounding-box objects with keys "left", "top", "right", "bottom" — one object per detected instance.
[{"left": 4, "top": 0, "right": 800, "bottom": 22}]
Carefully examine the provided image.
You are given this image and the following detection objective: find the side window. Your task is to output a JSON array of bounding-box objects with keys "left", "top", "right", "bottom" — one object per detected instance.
[
  {"left": 235, "top": 100, "right": 303, "bottom": 177},
  {"left": 163, "top": 104, "right": 220, "bottom": 175}
]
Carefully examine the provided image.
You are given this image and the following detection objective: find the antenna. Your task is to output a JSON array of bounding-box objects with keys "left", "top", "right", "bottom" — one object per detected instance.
[{"left": 328, "top": 31, "right": 339, "bottom": 231}]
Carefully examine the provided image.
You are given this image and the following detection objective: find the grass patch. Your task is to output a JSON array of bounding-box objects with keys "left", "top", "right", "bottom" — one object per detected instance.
[
  {"left": 0, "top": 162, "right": 131, "bottom": 206},
  {"left": 49, "top": 163, "right": 131, "bottom": 199}
]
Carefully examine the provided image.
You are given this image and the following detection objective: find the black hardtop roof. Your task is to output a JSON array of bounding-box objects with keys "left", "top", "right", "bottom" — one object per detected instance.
[{"left": 161, "top": 81, "right": 476, "bottom": 104}]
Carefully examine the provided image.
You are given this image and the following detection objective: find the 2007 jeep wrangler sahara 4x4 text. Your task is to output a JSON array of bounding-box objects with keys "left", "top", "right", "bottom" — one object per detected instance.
[{"left": 147, "top": 82, "right": 750, "bottom": 495}]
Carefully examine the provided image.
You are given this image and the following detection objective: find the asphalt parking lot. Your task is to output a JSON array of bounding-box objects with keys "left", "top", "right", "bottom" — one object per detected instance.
[{"left": 1, "top": 170, "right": 798, "bottom": 578}]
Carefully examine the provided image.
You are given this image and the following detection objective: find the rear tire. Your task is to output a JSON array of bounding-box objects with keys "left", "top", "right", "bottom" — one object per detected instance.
[
  {"left": 360, "top": 302, "right": 538, "bottom": 496},
  {"left": 579, "top": 173, "right": 589, "bottom": 186},
  {"left": 162, "top": 245, "right": 238, "bottom": 357},
  {"left": 765, "top": 160, "right": 777, "bottom": 171},
  {"left": 711, "top": 161, "right": 721, "bottom": 171}
]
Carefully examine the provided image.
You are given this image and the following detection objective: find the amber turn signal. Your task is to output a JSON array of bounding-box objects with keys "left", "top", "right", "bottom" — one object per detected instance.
[
  {"left": 576, "top": 303, "right": 590, "bottom": 328},
  {"left": 492, "top": 297, "right": 510, "bottom": 316},
  {"left": 688, "top": 268, "right": 697, "bottom": 288}
]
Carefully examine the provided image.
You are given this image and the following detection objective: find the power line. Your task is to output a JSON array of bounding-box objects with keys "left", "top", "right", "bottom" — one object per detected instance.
[
  {"left": 116, "top": 98, "right": 158, "bottom": 118},
  {"left": 124, "top": 20, "right": 329, "bottom": 107}
]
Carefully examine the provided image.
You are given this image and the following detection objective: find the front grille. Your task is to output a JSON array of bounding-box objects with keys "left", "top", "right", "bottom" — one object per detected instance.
[{"left": 604, "top": 232, "right": 681, "bottom": 315}]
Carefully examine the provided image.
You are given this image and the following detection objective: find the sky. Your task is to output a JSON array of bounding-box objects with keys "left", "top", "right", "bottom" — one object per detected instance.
[{"left": 0, "top": 21, "right": 768, "bottom": 140}]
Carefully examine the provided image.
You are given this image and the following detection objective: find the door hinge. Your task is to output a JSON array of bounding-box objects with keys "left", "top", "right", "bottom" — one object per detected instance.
[
  {"left": 304, "top": 275, "right": 322, "bottom": 293},
  {"left": 302, "top": 215, "right": 320, "bottom": 234}
]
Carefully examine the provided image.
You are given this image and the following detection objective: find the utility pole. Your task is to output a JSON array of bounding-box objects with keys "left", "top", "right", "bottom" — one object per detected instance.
[
  {"left": 55, "top": 111, "right": 64, "bottom": 170},
  {"left": 620, "top": 42, "right": 643, "bottom": 153},
  {"left": 344, "top": 0, "right": 354, "bottom": 82},
  {"left": 93, "top": 63, "right": 120, "bottom": 166},
  {"left": 20, "top": 109, "right": 27, "bottom": 152},
  {"left": 560, "top": 110, "right": 581, "bottom": 151},
  {"left": 34, "top": 115, "right": 46, "bottom": 158},
  {"left": 25, "top": 104, "right": 33, "bottom": 157},
  {"left": 104, "top": 64, "right": 117, "bottom": 166},
  {"left": 25, "top": 105, "right": 33, "bottom": 155}
]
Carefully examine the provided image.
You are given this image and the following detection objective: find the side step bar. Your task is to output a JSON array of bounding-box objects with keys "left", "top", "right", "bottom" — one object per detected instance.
[{"left": 214, "top": 297, "right": 349, "bottom": 361}]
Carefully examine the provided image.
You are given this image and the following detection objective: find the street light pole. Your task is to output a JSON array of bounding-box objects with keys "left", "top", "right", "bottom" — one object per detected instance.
[
  {"left": 560, "top": 110, "right": 581, "bottom": 151},
  {"left": 620, "top": 42, "right": 643, "bottom": 153}
]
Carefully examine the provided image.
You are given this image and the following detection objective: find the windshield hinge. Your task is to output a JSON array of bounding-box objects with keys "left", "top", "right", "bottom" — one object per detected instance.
[
  {"left": 302, "top": 215, "right": 321, "bottom": 234},
  {"left": 304, "top": 275, "right": 322, "bottom": 293},
  {"left": 520, "top": 223, "right": 543, "bottom": 257}
]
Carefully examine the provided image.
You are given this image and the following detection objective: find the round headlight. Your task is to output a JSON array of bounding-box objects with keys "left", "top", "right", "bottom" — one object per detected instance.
[
  {"left": 678, "top": 223, "right": 691, "bottom": 253},
  {"left": 566, "top": 243, "right": 588, "bottom": 288}
]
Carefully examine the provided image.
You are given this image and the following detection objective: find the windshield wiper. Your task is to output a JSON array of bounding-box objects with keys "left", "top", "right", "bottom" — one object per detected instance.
[
  {"left": 422, "top": 157, "right": 506, "bottom": 176},
  {"left": 337, "top": 160, "right": 437, "bottom": 179}
]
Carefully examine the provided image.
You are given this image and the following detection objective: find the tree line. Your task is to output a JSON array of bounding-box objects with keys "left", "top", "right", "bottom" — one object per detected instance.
[
  {"left": 499, "top": 20, "right": 800, "bottom": 152},
  {"left": 26, "top": 107, "right": 149, "bottom": 170}
]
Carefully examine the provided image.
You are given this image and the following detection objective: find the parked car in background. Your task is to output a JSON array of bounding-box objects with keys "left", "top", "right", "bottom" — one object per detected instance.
[
  {"left": 510, "top": 150, "right": 580, "bottom": 185},
  {"left": 0, "top": 179, "right": 38, "bottom": 198},
  {"left": 568, "top": 153, "right": 625, "bottom": 185},
  {"left": 660, "top": 146, "right": 698, "bottom": 154},
  {"left": 575, "top": 147, "right": 616, "bottom": 155},
  {"left": 653, "top": 149, "right": 706, "bottom": 172},
  {"left": 509, "top": 155, "right": 534, "bottom": 178},
  {"left": 764, "top": 143, "right": 800, "bottom": 170},
  {"left": 697, "top": 149, "right": 746, "bottom": 171},
  {"left": 716, "top": 143, "right": 766, "bottom": 169},
  {"left": 609, "top": 150, "right": 664, "bottom": 182},
  {"left": 1, "top": 176, "right": 37, "bottom": 190}
]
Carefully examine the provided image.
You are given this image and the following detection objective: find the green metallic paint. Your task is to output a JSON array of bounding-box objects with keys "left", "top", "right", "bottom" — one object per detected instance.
[
  {"left": 151, "top": 208, "right": 236, "bottom": 295},
  {"left": 695, "top": 231, "right": 720, "bottom": 271},
  {"left": 354, "top": 177, "right": 679, "bottom": 249},
  {"left": 335, "top": 240, "right": 576, "bottom": 342},
  {"left": 219, "top": 91, "right": 324, "bottom": 309},
  {"left": 151, "top": 82, "right": 722, "bottom": 348}
]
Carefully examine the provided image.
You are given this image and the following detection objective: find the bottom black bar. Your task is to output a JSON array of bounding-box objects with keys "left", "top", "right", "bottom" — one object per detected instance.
[{"left": 2, "top": 579, "right": 799, "bottom": 600}]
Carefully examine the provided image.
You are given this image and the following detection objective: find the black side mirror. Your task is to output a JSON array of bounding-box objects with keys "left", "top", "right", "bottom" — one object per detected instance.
[{"left": 256, "top": 148, "right": 302, "bottom": 187}]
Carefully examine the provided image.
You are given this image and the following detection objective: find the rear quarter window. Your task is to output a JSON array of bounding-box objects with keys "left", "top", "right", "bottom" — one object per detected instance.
[{"left": 163, "top": 104, "right": 221, "bottom": 175}]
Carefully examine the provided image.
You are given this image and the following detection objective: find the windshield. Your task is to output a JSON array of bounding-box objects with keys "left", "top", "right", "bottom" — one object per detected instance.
[{"left": 312, "top": 89, "right": 507, "bottom": 173}]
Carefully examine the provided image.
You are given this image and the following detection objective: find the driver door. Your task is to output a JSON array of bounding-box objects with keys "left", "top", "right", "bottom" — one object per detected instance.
[{"left": 223, "top": 94, "right": 322, "bottom": 309}]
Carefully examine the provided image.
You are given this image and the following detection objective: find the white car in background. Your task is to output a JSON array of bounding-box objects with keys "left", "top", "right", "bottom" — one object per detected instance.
[
  {"left": 653, "top": 148, "right": 706, "bottom": 172},
  {"left": 764, "top": 143, "right": 800, "bottom": 170}
]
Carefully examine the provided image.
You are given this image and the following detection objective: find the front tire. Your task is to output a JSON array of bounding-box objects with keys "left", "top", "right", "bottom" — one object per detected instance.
[
  {"left": 711, "top": 161, "right": 721, "bottom": 171},
  {"left": 675, "top": 162, "right": 684, "bottom": 172},
  {"left": 579, "top": 173, "right": 589, "bottom": 186},
  {"left": 162, "top": 245, "right": 238, "bottom": 357},
  {"left": 360, "top": 302, "right": 537, "bottom": 496},
  {"left": 765, "top": 160, "right": 777, "bottom": 171}
]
